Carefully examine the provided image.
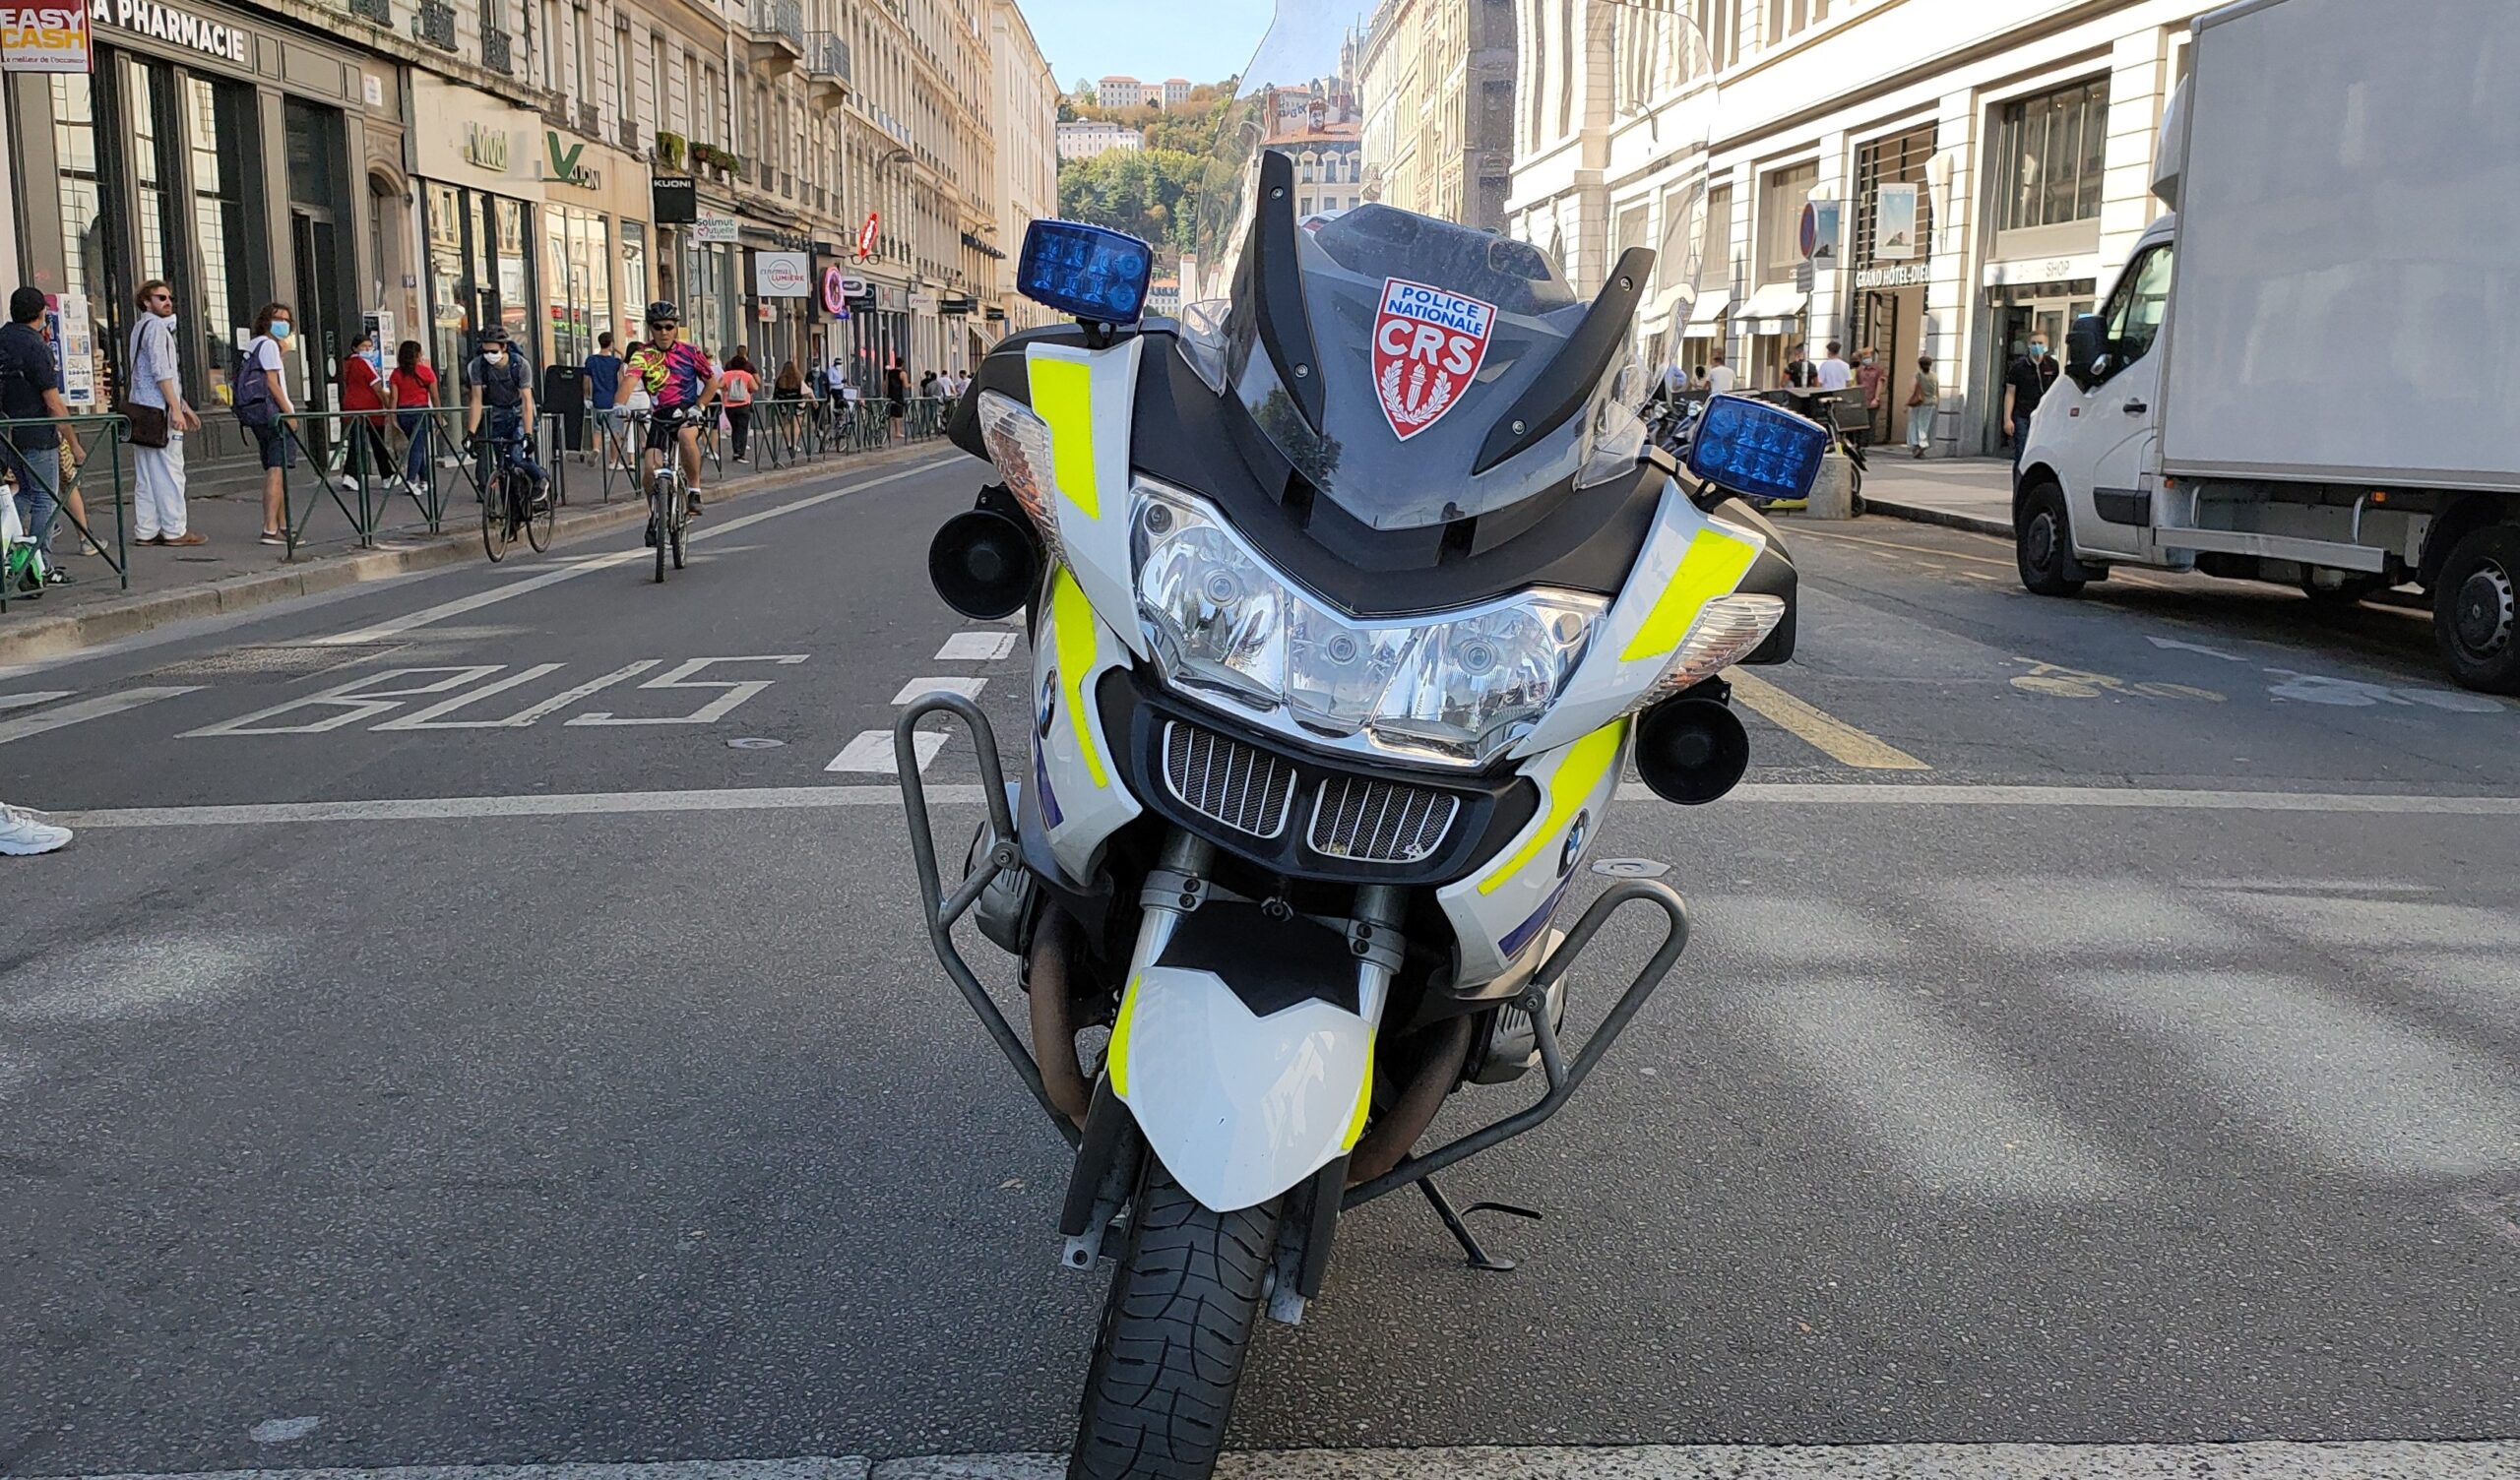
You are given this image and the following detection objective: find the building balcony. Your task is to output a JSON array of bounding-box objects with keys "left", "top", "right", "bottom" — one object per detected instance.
[
  {"left": 578, "top": 100, "right": 600, "bottom": 139},
  {"left": 480, "top": 25, "right": 514, "bottom": 75},
  {"left": 412, "top": 0, "right": 456, "bottom": 50},
  {"left": 348, "top": 0, "right": 393, "bottom": 27},
  {"left": 618, "top": 114, "right": 645, "bottom": 154},
  {"left": 747, "top": 0, "right": 804, "bottom": 76},
  {"left": 805, "top": 30, "right": 850, "bottom": 106}
]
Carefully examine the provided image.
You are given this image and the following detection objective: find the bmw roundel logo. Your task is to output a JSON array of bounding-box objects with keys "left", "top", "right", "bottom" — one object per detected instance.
[
  {"left": 1038, "top": 672, "right": 1058, "bottom": 738},
  {"left": 1559, "top": 810, "right": 1590, "bottom": 875}
]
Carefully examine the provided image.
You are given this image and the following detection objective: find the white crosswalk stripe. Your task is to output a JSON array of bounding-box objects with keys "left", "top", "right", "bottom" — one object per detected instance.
[
  {"left": 893, "top": 675, "right": 987, "bottom": 704},
  {"left": 935, "top": 631, "right": 1018, "bottom": 661},
  {"left": 0, "top": 687, "right": 201, "bottom": 745},
  {"left": 827, "top": 729, "right": 948, "bottom": 774}
]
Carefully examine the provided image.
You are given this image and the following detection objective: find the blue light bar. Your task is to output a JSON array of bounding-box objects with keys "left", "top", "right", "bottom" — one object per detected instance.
[
  {"left": 1684, "top": 395, "right": 1829, "bottom": 505},
  {"left": 1017, "top": 219, "right": 1154, "bottom": 325}
]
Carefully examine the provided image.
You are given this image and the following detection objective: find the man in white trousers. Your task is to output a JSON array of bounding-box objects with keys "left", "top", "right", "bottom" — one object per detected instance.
[{"left": 128, "top": 279, "right": 204, "bottom": 545}]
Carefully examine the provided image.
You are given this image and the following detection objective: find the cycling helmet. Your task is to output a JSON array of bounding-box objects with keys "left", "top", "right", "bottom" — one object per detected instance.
[{"left": 645, "top": 299, "right": 679, "bottom": 328}]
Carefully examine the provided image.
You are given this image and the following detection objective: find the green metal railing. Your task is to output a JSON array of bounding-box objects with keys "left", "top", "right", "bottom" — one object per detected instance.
[
  {"left": 1, "top": 411, "right": 130, "bottom": 610},
  {"left": 264, "top": 407, "right": 574, "bottom": 557}
]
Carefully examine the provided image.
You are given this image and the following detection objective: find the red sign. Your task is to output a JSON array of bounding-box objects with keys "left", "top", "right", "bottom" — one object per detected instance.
[
  {"left": 1371, "top": 277, "right": 1494, "bottom": 442},
  {"left": 854, "top": 211, "right": 879, "bottom": 261},
  {"left": 0, "top": 0, "right": 93, "bottom": 72},
  {"left": 821, "top": 265, "right": 847, "bottom": 315}
]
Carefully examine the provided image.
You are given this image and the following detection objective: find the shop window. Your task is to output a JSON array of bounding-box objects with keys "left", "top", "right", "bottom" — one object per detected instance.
[
  {"left": 1697, "top": 183, "right": 1733, "bottom": 292},
  {"left": 49, "top": 73, "right": 102, "bottom": 306},
  {"left": 425, "top": 183, "right": 470, "bottom": 392},
  {"left": 1853, "top": 123, "right": 1934, "bottom": 267},
  {"left": 1990, "top": 78, "right": 2110, "bottom": 236},
  {"left": 1757, "top": 159, "right": 1815, "bottom": 283},
  {"left": 187, "top": 78, "right": 255, "bottom": 390},
  {"left": 619, "top": 221, "right": 648, "bottom": 343}
]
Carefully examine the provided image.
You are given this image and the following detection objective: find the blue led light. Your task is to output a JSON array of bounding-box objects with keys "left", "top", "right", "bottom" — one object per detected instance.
[
  {"left": 1684, "top": 395, "right": 1829, "bottom": 504},
  {"left": 1017, "top": 219, "right": 1155, "bottom": 325}
]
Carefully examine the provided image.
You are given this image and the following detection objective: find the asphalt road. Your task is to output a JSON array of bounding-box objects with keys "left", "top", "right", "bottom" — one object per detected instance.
[{"left": 3, "top": 453, "right": 2516, "bottom": 1475}]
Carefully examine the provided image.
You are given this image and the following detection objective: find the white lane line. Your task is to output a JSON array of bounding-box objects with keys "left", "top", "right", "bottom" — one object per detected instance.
[
  {"left": 936, "top": 631, "right": 1018, "bottom": 661},
  {"left": 828, "top": 729, "right": 948, "bottom": 773},
  {"left": 1645, "top": 782, "right": 2520, "bottom": 815},
  {"left": 309, "top": 455, "right": 957, "bottom": 647},
  {"left": 46, "top": 780, "right": 2520, "bottom": 830},
  {"left": 0, "top": 687, "right": 202, "bottom": 745},
  {"left": 47, "top": 1441, "right": 2520, "bottom": 1480},
  {"left": 894, "top": 675, "right": 986, "bottom": 704},
  {"left": 2064, "top": 967, "right": 2520, "bottom": 1178},
  {"left": 0, "top": 690, "right": 73, "bottom": 711},
  {"left": 55, "top": 785, "right": 985, "bottom": 828}
]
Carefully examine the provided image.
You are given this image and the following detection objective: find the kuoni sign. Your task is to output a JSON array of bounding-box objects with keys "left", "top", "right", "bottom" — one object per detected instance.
[{"left": 0, "top": 0, "right": 93, "bottom": 71}]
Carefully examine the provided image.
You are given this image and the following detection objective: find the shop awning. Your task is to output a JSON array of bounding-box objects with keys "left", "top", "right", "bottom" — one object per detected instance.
[
  {"left": 1732, "top": 281, "right": 1808, "bottom": 332},
  {"left": 1680, "top": 289, "right": 1731, "bottom": 338}
]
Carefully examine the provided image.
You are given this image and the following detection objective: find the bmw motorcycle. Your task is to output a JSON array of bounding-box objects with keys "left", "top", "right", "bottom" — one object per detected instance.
[{"left": 895, "top": 6, "right": 1825, "bottom": 1475}]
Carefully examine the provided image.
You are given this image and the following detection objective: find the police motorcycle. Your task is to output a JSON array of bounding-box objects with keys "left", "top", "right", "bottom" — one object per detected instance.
[{"left": 894, "top": 4, "right": 1828, "bottom": 1475}]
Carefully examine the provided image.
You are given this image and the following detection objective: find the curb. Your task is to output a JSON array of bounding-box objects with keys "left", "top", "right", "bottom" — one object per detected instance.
[
  {"left": 0, "top": 443, "right": 951, "bottom": 666},
  {"left": 1863, "top": 495, "right": 2013, "bottom": 540}
]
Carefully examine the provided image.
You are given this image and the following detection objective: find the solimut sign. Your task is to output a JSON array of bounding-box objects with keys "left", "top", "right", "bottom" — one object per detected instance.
[{"left": 97, "top": 0, "right": 247, "bottom": 62}]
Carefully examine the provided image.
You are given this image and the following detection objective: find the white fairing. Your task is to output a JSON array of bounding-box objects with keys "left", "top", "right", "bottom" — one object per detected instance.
[
  {"left": 1025, "top": 338, "right": 1150, "bottom": 654},
  {"left": 1116, "top": 964, "right": 1377, "bottom": 1213},
  {"left": 1030, "top": 568, "right": 1143, "bottom": 883}
]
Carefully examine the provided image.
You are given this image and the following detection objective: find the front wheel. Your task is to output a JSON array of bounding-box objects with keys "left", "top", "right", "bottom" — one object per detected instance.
[
  {"left": 650, "top": 486, "right": 668, "bottom": 584},
  {"left": 2016, "top": 479, "right": 2085, "bottom": 596},
  {"left": 1069, "top": 1160, "right": 1280, "bottom": 1480},
  {"left": 481, "top": 473, "right": 505, "bottom": 563},
  {"left": 2432, "top": 524, "right": 2520, "bottom": 694}
]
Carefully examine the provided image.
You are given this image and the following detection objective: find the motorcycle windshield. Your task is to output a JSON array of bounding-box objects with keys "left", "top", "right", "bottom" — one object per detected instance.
[{"left": 1173, "top": 0, "right": 1720, "bottom": 532}]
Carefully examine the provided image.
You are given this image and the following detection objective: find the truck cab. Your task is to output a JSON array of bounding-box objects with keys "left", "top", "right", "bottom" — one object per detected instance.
[{"left": 2015, "top": 216, "right": 2182, "bottom": 590}]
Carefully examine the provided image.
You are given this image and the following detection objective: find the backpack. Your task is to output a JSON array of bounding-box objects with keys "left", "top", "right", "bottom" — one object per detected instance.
[{"left": 232, "top": 338, "right": 277, "bottom": 427}]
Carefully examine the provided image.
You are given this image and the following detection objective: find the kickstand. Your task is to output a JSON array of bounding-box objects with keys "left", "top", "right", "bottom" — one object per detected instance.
[{"left": 1417, "top": 1176, "right": 1542, "bottom": 1273}]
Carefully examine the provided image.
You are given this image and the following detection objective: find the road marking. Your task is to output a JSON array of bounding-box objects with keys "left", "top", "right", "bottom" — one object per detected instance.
[
  {"left": 369, "top": 663, "right": 568, "bottom": 730},
  {"left": 894, "top": 675, "right": 986, "bottom": 704},
  {"left": 41, "top": 1441, "right": 2520, "bottom": 1480},
  {"left": 827, "top": 728, "right": 949, "bottom": 773},
  {"left": 308, "top": 456, "right": 958, "bottom": 647},
  {"left": 1808, "top": 523, "right": 2186, "bottom": 590},
  {"left": 49, "top": 781, "right": 2520, "bottom": 830},
  {"left": 1728, "top": 671, "right": 1930, "bottom": 771},
  {"left": 0, "top": 687, "right": 202, "bottom": 745},
  {"left": 937, "top": 631, "right": 1018, "bottom": 661},
  {"left": 184, "top": 667, "right": 506, "bottom": 736},
  {"left": 0, "top": 689, "right": 72, "bottom": 711},
  {"left": 566, "top": 655, "right": 809, "bottom": 726}
]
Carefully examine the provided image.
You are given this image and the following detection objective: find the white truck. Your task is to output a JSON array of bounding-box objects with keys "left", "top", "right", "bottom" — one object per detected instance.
[{"left": 2014, "top": 0, "right": 2520, "bottom": 693}]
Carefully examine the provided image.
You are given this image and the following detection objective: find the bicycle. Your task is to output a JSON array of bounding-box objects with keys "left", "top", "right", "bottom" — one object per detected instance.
[
  {"left": 477, "top": 430, "right": 553, "bottom": 562},
  {"left": 641, "top": 406, "right": 696, "bottom": 583}
]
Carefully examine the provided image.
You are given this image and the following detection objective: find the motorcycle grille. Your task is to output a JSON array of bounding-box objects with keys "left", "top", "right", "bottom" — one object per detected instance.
[
  {"left": 1306, "top": 775, "right": 1460, "bottom": 864},
  {"left": 1162, "top": 720, "right": 1297, "bottom": 840}
]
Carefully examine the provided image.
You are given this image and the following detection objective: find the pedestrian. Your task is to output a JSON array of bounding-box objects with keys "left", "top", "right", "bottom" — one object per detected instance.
[
  {"left": 2002, "top": 331, "right": 2058, "bottom": 468},
  {"left": 1856, "top": 344, "right": 1887, "bottom": 443},
  {"left": 463, "top": 324, "right": 546, "bottom": 498},
  {"left": 1905, "top": 354, "right": 1939, "bottom": 459},
  {"left": 825, "top": 358, "right": 849, "bottom": 407},
  {"left": 918, "top": 369, "right": 939, "bottom": 401},
  {"left": 1782, "top": 340, "right": 1814, "bottom": 391},
  {"left": 1816, "top": 339, "right": 1854, "bottom": 393},
  {"left": 126, "top": 279, "right": 204, "bottom": 546},
  {"left": 388, "top": 340, "right": 439, "bottom": 495},
  {"left": 582, "top": 331, "right": 623, "bottom": 469},
  {"left": 3, "top": 285, "right": 93, "bottom": 582},
  {"left": 338, "top": 333, "right": 398, "bottom": 490},
  {"left": 720, "top": 350, "right": 758, "bottom": 462},
  {"left": 234, "top": 302, "right": 298, "bottom": 546},
  {"left": 1705, "top": 347, "right": 1736, "bottom": 395},
  {"left": 0, "top": 798, "right": 72, "bottom": 856},
  {"left": 885, "top": 360, "right": 909, "bottom": 439},
  {"left": 775, "top": 359, "right": 807, "bottom": 456}
]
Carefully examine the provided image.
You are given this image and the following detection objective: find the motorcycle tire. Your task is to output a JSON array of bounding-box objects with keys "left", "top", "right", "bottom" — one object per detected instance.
[{"left": 1068, "top": 1159, "right": 1281, "bottom": 1480}]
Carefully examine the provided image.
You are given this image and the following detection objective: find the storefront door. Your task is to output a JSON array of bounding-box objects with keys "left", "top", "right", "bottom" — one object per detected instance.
[{"left": 1984, "top": 290, "right": 2092, "bottom": 447}]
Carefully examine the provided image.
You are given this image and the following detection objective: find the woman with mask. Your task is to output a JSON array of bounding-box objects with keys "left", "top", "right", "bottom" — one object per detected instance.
[
  {"left": 389, "top": 340, "right": 439, "bottom": 494},
  {"left": 240, "top": 303, "right": 299, "bottom": 546}
]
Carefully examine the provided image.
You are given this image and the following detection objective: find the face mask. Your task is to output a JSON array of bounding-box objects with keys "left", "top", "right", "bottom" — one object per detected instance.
[
  {"left": 271, "top": 322, "right": 292, "bottom": 341},
  {"left": 2030, "top": 344, "right": 2049, "bottom": 359},
  {"left": 485, "top": 348, "right": 507, "bottom": 363}
]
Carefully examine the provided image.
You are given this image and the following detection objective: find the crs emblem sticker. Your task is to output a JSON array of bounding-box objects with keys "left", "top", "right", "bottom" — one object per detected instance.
[{"left": 1371, "top": 277, "right": 1495, "bottom": 441}]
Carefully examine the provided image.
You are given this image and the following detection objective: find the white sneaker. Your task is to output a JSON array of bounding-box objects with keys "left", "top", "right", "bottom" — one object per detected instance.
[{"left": 0, "top": 802, "right": 73, "bottom": 856}]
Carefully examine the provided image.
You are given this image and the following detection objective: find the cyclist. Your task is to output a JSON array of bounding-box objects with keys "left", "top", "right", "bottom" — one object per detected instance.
[
  {"left": 623, "top": 299, "right": 721, "bottom": 523},
  {"left": 462, "top": 324, "right": 547, "bottom": 504}
]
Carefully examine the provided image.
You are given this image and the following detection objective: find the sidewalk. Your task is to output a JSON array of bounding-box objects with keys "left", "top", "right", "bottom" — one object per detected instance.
[
  {"left": 1, "top": 437, "right": 952, "bottom": 664},
  {"left": 1860, "top": 455, "right": 2015, "bottom": 536}
]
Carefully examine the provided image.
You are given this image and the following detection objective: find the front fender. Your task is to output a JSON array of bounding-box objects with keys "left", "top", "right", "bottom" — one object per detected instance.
[{"left": 1107, "top": 964, "right": 1375, "bottom": 1213}]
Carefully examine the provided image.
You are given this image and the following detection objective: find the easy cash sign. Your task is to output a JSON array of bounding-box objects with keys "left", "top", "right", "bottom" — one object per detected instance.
[
  {"left": 0, "top": 0, "right": 93, "bottom": 72},
  {"left": 1371, "top": 277, "right": 1493, "bottom": 441}
]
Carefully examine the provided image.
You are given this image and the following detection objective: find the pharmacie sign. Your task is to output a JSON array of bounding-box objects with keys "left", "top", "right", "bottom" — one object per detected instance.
[
  {"left": 95, "top": 0, "right": 247, "bottom": 63},
  {"left": 0, "top": 0, "right": 91, "bottom": 72}
]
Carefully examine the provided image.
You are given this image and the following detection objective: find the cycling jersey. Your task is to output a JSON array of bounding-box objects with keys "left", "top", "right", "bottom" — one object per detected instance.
[{"left": 627, "top": 340, "right": 716, "bottom": 409}]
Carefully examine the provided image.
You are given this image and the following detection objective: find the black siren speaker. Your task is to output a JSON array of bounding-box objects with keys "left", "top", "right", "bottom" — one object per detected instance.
[
  {"left": 929, "top": 508, "right": 1040, "bottom": 620},
  {"left": 1634, "top": 695, "right": 1751, "bottom": 806}
]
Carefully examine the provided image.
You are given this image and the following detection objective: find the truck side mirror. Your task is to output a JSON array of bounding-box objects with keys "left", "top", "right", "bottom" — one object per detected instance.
[{"left": 2066, "top": 313, "right": 2108, "bottom": 389}]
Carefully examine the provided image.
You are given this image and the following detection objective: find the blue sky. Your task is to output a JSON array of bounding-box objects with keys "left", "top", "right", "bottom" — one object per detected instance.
[{"left": 1020, "top": 0, "right": 1276, "bottom": 91}]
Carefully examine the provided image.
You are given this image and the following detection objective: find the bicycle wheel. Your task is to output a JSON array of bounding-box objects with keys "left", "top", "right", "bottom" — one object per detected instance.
[
  {"left": 668, "top": 495, "right": 687, "bottom": 570},
  {"left": 481, "top": 467, "right": 505, "bottom": 562},
  {"left": 650, "top": 481, "right": 668, "bottom": 583},
  {"left": 524, "top": 468, "right": 555, "bottom": 552}
]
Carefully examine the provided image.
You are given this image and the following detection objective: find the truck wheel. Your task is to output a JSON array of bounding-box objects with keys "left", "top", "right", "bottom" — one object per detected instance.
[
  {"left": 1068, "top": 1159, "right": 1281, "bottom": 1480},
  {"left": 2432, "top": 524, "right": 2520, "bottom": 694},
  {"left": 2016, "top": 480, "right": 2085, "bottom": 597}
]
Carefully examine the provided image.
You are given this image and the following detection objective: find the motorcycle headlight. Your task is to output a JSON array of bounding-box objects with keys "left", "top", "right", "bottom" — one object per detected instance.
[
  {"left": 1132, "top": 478, "right": 1606, "bottom": 766},
  {"left": 1627, "top": 593, "right": 1786, "bottom": 711},
  {"left": 976, "top": 391, "right": 1063, "bottom": 558}
]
